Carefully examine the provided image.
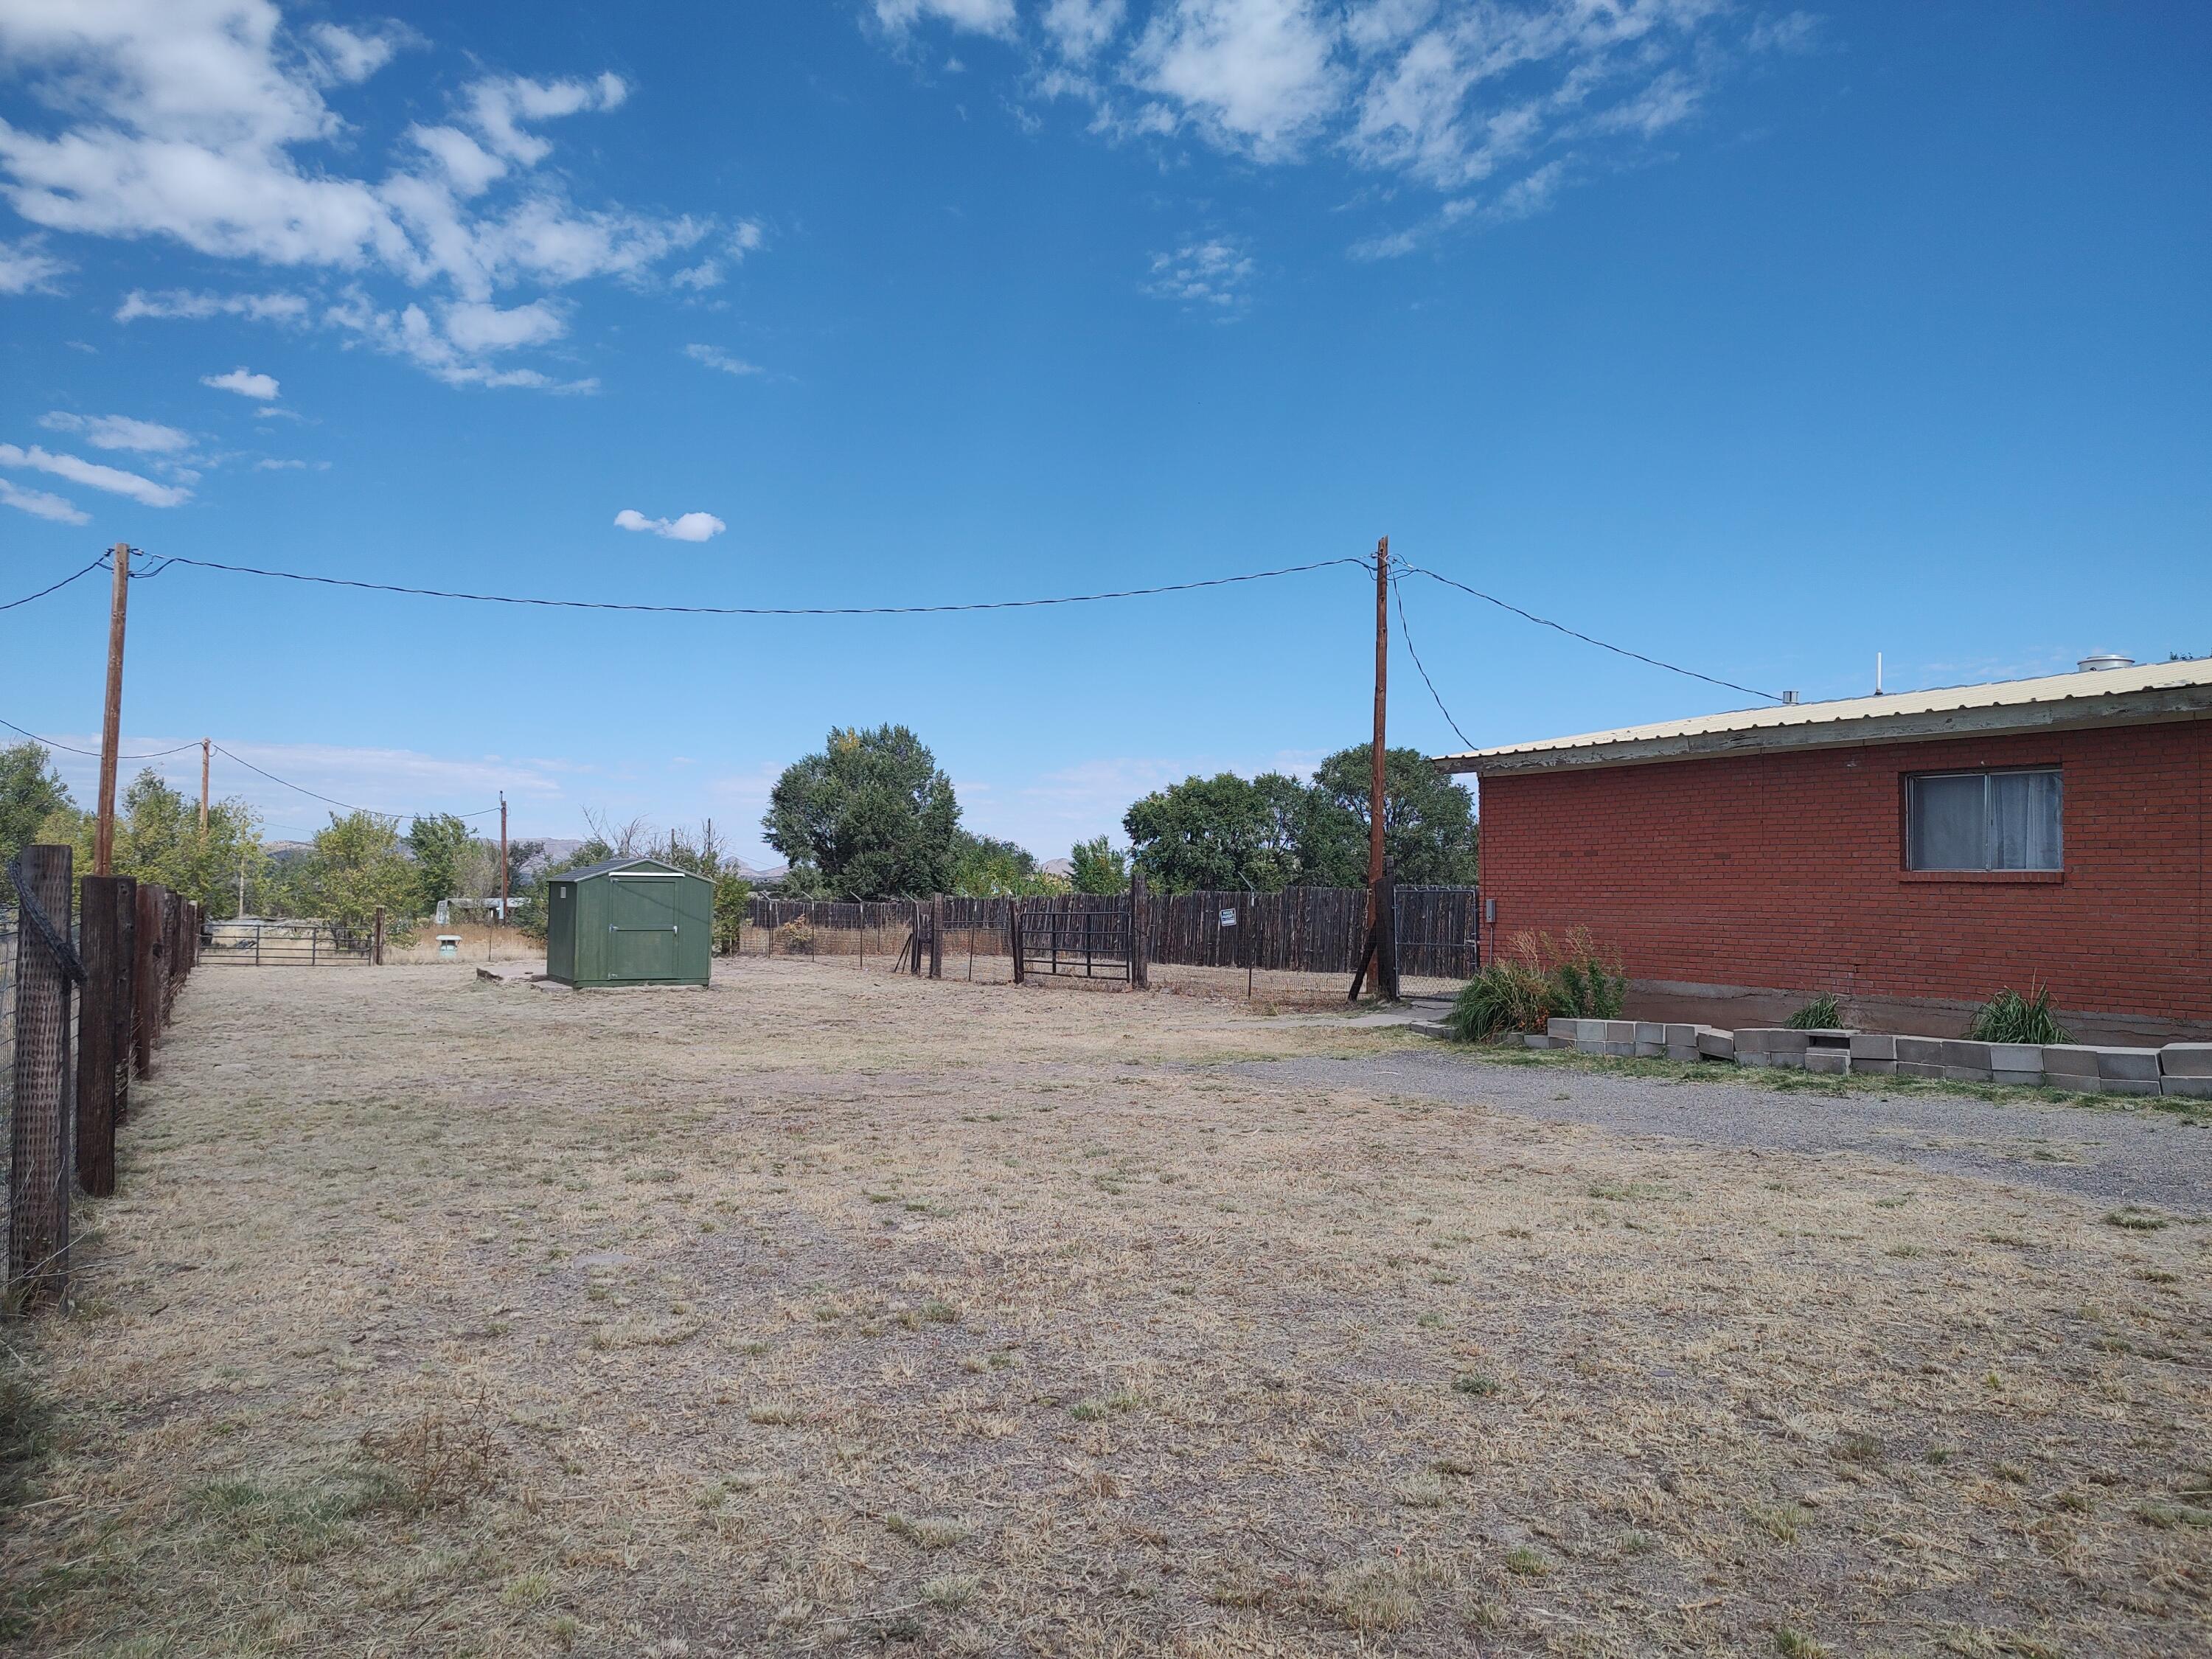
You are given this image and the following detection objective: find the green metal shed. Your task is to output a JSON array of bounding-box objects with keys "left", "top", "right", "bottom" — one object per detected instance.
[{"left": 543, "top": 857, "right": 714, "bottom": 988}]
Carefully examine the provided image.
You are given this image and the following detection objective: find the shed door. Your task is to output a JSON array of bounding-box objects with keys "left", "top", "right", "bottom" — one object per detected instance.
[{"left": 607, "top": 875, "right": 682, "bottom": 980}]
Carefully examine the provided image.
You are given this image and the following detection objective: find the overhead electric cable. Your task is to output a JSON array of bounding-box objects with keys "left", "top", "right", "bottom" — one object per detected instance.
[
  {"left": 1398, "top": 562, "right": 1781, "bottom": 705},
  {"left": 133, "top": 552, "right": 1372, "bottom": 616},
  {"left": 0, "top": 716, "right": 201, "bottom": 760},
  {"left": 1389, "top": 574, "right": 1475, "bottom": 751},
  {"left": 212, "top": 743, "right": 501, "bottom": 824},
  {"left": 1, "top": 553, "right": 114, "bottom": 613}
]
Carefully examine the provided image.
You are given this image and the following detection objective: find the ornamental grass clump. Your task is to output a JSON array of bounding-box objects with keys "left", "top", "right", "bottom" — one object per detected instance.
[
  {"left": 1784, "top": 994, "right": 1843, "bottom": 1030},
  {"left": 1967, "top": 982, "right": 2071, "bottom": 1045},
  {"left": 1447, "top": 928, "right": 1625, "bottom": 1041}
]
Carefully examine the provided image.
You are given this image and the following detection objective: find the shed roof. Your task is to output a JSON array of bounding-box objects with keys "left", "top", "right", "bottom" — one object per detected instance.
[
  {"left": 553, "top": 856, "right": 708, "bottom": 883},
  {"left": 1434, "top": 658, "right": 2212, "bottom": 777}
]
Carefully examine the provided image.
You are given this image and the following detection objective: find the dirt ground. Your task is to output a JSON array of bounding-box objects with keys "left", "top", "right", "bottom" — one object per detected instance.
[{"left": 2, "top": 960, "right": 2207, "bottom": 1658}]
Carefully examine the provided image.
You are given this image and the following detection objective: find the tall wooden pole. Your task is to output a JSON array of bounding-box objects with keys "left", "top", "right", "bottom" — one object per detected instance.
[
  {"left": 199, "top": 737, "right": 210, "bottom": 835},
  {"left": 94, "top": 543, "right": 131, "bottom": 877},
  {"left": 1367, "top": 536, "right": 1389, "bottom": 909},
  {"left": 498, "top": 793, "right": 509, "bottom": 928}
]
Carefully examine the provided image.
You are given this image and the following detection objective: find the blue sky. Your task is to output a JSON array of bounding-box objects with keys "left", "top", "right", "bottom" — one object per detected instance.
[{"left": 1, "top": 1, "right": 2206, "bottom": 861}]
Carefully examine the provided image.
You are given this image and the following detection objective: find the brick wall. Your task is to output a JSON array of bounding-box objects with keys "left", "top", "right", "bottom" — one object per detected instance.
[{"left": 1478, "top": 718, "right": 2211, "bottom": 1031}]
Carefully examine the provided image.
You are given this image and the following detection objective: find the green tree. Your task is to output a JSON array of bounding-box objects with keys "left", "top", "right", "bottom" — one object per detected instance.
[
  {"left": 80, "top": 769, "right": 270, "bottom": 916},
  {"left": 406, "top": 813, "right": 474, "bottom": 918},
  {"left": 302, "top": 810, "right": 415, "bottom": 930},
  {"left": 764, "top": 725, "right": 961, "bottom": 899},
  {"left": 946, "top": 831, "right": 1062, "bottom": 897},
  {"left": 1121, "top": 771, "right": 1306, "bottom": 894},
  {"left": 1301, "top": 744, "right": 1480, "bottom": 888},
  {"left": 1068, "top": 835, "right": 1129, "bottom": 895},
  {"left": 0, "top": 741, "right": 79, "bottom": 902}
]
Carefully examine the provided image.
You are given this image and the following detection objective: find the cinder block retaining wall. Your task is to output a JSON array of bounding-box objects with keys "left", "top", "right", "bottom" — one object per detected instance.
[{"left": 1478, "top": 721, "right": 2212, "bottom": 1041}]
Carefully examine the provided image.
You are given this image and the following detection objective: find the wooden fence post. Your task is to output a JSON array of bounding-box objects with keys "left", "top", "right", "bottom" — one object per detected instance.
[
  {"left": 1128, "top": 872, "right": 1149, "bottom": 989},
  {"left": 133, "top": 882, "right": 160, "bottom": 1075},
  {"left": 373, "top": 906, "right": 385, "bottom": 967},
  {"left": 1376, "top": 875, "right": 1401, "bottom": 1003},
  {"left": 112, "top": 875, "right": 135, "bottom": 1124},
  {"left": 1010, "top": 899, "right": 1026, "bottom": 985},
  {"left": 911, "top": 900, "right": 924, "bottom": 976},
  {"left": 75, "top": 874, "right": 125, "bottom": 1197},
  {"left": 8, "top": 844, "right": 77, "bottom": 1309},
  {"left": 161, "top": 891, "right": 180, "bottom": 1019},
  {"left": 928, "top": 896, "right": 944, "bottom": 980}
]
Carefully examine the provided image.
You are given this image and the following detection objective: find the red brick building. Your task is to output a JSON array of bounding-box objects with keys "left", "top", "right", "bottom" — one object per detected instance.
[{"left": 1437, "top": 659, "right": 2212, "bottom": 1043}]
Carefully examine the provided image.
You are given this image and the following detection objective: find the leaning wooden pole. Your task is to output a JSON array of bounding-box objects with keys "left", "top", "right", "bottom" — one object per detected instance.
[
  {"left": 1352, "top": 535, "right": 1391, "bottom": 1001},
  {"left": 93, "top": 544, "right": 130, "bottom": 876}
]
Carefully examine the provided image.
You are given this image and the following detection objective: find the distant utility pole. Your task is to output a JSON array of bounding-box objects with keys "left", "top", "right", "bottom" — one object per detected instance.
[
  {"left": 498, "top": 793, "right": 509, "bottom": 928},
  {"left": 1367, "top": 535, "right": 1389, "bottom": 907},
  {"left": 199, "top": 737, "right": 211, "bottom": 835},
  {"left": 94, "top": 543, "right": 131, "bottom": 877}
]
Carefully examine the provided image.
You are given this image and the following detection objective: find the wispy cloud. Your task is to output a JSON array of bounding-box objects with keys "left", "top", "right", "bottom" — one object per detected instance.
[
  {"left": 0, "top": 234, "right": 69, "bottom": 294},
  {"left": 38, "top": 411, "right": 193, "bottom": 453},
  {"left": 1142, "top": 236, "right": 1255, "bottom": 310},
  {"left": 0, "top": 5, "right": 745, "bottom": 389},
  {"left": 684, "top": 343, "right": 765, "bottom": 377},
  {"left": 0, "top": 477, "right": 89, "bottom": 524},
  {"left": 0, "top": 442, "right": 189, "bottom": 507},
  {"left": 614, "top": 508, "right": 727, "bottom": 542},
  {"left": 203, "top": 367, "right": 280, "bottom": 400}
]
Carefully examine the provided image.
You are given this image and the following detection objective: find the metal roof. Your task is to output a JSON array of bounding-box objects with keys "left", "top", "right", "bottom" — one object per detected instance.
[
  {"left": 551, "top": 855, "right": 708, "bottom": 883},
  {"left": 1435, "top": 658, "right": 2212, "bottom": 776}
]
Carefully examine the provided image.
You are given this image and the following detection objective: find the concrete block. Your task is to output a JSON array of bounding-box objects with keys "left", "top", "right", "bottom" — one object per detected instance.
[
  {"left": 1986, "top": 1044, "right": 2042, "bottom": 1074},
  {"left": 1519, "top": 1032, "right": 1560, "bottom": 1049},
  {"left": 1738, "top": 1050, "right": 1772, "bottom": 1068},
  {"left": 2096, "top": 1048, "right": 2164, "bottom": 1082},
  {"left": 1604, "top": 1043, "right": 1636, "bottom": 1058},
  {"left": 1546, "top": 1018, "right": 1578, "bottom": 1041},
  {"left": 1802, "top": 1028, "right": 1854, "bottom": 1048},
  {"left": 1634, "top": 1042, "right": 1666, "bottom": 1059},
  {"left": 2161, "top": 1076, "right": 2212, "bottom": 1098},
  {"left": 1849, "top": 1032, "right": 1897, "bottom": 1062},
  {"left": 1897, "top": 1062, "right": 1944, "bottom": 1079},
  {"left": 1666, "top": 1044, "right": 1700, "bottom": 1062},
  {"left": 1940, "top": 1040, "right": 1994, "bottom": 1071},
  {"left": 1942, "top": 1065, "right": 1992, "bottom": 1083},
  {"left": 1767, "top": 1051, "right": 1806, "bottom": 1070},
  {"left": 1601, "top": 1020, "right": 1635, "bottom": 1044},
  {"left": 2160, "top": 1043, "right": 2212, "bottom": 1078},
  {"left": 1991, "top": 1069, "right": 2042, "bottom": 1088},
  {"left": 1736, "top": 1029, "right": 1810, "bottom": 1056},
  {"left": 1663, "top": 1023, "right": 1699, "bottom": 1047},
  {"left": 1409, "top": 1020, "right": 1453, "bottom": 1039},
  {"left": 2038, "top": 1045, "right": 2101, "bottom": 1079},
  {"left": 2099, "top": 1078, "right": 2162, "bottom": 1097},
  {"left": 1696, "top": 1029, "right": 1736, "bottom": 1060},
  {"left": 1635, "top": 1022, "right": 1666, "bottom": 1046},
  {"left": 1856, "top": 1058, "right": 1897, "bottom": 1077},
  {"left": 1804, "top": 1048, "right": 1850, "bottom": 1075},
  {"left": 1896, "top": 1036, "right": 1947, "bottom": 1068},
  {"left": 1575, "top": 1037, "right": 1605, "bottom": 1056}
]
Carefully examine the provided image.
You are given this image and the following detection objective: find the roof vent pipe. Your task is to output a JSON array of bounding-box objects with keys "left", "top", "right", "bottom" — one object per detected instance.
[{"left": 2077, "top": 653, "right": 2135, "bottom": 672}]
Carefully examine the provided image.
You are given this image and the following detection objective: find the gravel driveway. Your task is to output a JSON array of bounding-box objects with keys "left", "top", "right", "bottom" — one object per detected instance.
[{"left": 1233, "top": 1046, "right": 2212, "bottom": 1214}]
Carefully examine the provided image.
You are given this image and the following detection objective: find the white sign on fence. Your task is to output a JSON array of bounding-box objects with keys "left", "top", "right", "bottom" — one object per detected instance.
[{"left": 1219, "top": 908, "right": 1237, "bottom": 925}]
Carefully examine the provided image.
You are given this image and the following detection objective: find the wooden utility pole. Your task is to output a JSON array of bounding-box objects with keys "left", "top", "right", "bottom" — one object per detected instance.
[
  {"left": 1367, "top": 535, "right": 1389, "bottom": 905},
  {"left": 94, "top": 543, "right": 131, "bottom": 876},
  {"left": 498, "top": 793, "right": 509, "bottom": 928},
  {"left": 199, "top": 737, "right": 210, "bottom": 835}
]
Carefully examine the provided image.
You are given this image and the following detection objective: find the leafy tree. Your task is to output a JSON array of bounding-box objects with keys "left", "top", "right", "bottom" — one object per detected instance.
[
  {"left": 1303, "top": 744, "right": 1480, "bottom": 888},
  {"left": 302, "top": 810, "right": 415, "bottom": 931},
  {"left": 0, "top": 741, "right": 78, "bottom": 902},
  {"left": 1068, "top": 835, "right": 1129, "bottom": 895},
  {"left": 947, "top": 831, "right": 1062, "bottom": 897},
  {"left": 1121, "top": 772, "right": 1306, "bottom": 893},
  {"left": 764, "top": 725, "right": 961, "bottom": 899},
  {"left": 406, "top": 813, "right": 474, "bottom": 917},
  {"left": 74, "top": 769, "right": 270, "bottom": 917}
]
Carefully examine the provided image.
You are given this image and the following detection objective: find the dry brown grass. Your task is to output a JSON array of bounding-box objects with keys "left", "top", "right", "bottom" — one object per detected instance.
[
  {"left": 382, "top": 922, "right": 538, "bottom": 964},
  {"left": 2, "top": 960, "right": 2206, "bottom": 1655}
]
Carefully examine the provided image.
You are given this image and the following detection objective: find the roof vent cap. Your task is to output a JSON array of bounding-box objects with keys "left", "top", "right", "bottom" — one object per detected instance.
[{"left": 2077, "top": 653, "right": 2134, "bottom": 672}]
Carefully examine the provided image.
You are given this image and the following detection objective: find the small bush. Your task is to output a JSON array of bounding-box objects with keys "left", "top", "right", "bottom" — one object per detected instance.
[
  {"left": 1967, "top": 982, "right": 2070, "bottom": 1045},
  {"left": 1784, "top": 994, "right": 1842, "bottom": 1030},
  {"left": 1445, "top": 927, "right": 1624, "bottom": 1040}
]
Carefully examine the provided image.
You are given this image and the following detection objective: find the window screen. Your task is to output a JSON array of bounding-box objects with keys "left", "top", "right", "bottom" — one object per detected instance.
[{"left": 1906, "top": 769, "right": 2062, "bottom": 871}]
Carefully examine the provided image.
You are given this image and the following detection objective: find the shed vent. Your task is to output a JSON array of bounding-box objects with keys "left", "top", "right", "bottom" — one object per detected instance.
[{"left": 2076, "top": 653, "right": 2135, "bottom": 672}]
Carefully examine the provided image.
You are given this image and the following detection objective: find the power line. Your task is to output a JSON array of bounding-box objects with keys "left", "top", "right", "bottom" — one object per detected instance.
[
  {"left": 135, "top": 552, "right": 1373, "bottom": 616},
  {"left": 210, "top": 743, "right": 500, "bottom": 824},
  {"left": 1398, "top": 562, "right": 1781, "bottom": 705},
  {"left": 1, "top": 553, "right": 114, "bottom": 613},
  {"left": 1389, "top": 574, "right": 1474, "bottom": 751},
  {"left": 0, "top": 716, "right": 201, "bottom": 760}
]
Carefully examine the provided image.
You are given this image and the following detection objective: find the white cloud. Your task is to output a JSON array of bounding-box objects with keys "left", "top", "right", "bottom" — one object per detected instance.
[
  {"left": 614, "top": 508, "right": 726, "bottom": 542},
  {"left": 684, "top": 343, "right": 764, "bottom": 377},
  {"left": 0, "top": 442, "right": 190, "bottom": 507},
  {"left": 0, "top": 234, "right": 69, "bottom": 294},
  {"left": 115, "top": 288, "right": 310, "bottom": 323},
  {"left": 877, "top": 0, "right": 1773, "bottom": 255},
  {"left": 875, "top": 0, "right": 1018, "bottom": 36},
  {"left": 253, "top": 456, "right": 327, "bottom": 470},
  {"left": 1142, "top": 237, "right": 1254, "bottom": 309},
  {"left": 204, "top": 366, "right": 280, "bottom": 399},
  {"left": 0, "top": 477, "right": 90, "bottom": 524},
  {"left": 38, "top": 411, "right": 192, "bottom": 453},
  {"left": 0, "top": 4, "right": 740, "bottom": 389}
]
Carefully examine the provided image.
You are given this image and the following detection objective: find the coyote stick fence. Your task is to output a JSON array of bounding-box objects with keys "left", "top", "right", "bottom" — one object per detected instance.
[
  {"left": 9, "top": 845, "right": 82, "bottom": 1310},
  {"left": 75, "top": 874, "right": 126, "bottom": 1198}
]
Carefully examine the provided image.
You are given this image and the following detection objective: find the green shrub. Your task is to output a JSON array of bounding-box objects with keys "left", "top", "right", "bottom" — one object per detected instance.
[
  {"left": 1967, "top": 982, "right": 2070, "bottom": 1045},
  {"left": 1445, "top": 928, "right": 1624, "bottom": 1041},
  {"left": 1784, "top": 994, "right": 1842, "bottom": 1030}
]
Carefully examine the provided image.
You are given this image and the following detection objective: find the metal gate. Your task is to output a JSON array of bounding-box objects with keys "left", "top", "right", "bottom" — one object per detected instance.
[
  {"left": 202, "top": 922, "right": 372, "bottom": 965},
  {"left": 1016, "top": 908, "right": 1132, "bottom": 981},
  {"left": 1392, "top": 886, "right": 1481, "bottom": 982}
]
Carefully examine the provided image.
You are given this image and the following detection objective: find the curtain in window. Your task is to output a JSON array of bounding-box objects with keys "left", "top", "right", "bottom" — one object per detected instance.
[
  {"left": 1988, "top": 769, "right": 2062, "bottom": 870},
  {"left": 1910, "top": 773, "right": 1986, "bottom": 869}
]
